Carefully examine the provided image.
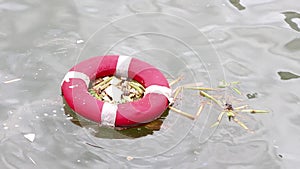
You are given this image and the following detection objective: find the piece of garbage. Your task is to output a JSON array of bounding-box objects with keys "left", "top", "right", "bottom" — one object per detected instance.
[
  {"left": 104, "top": 85, "right": 123, "bottom": 103},
  {"left": 28, "top": 156, "right": 37, "bottom": 165},
  {"left": 126, "top": 156, "right": 134, "bottom": 161},
  {"left": 76, "top": 39, "right": 84, "bottom": 44},
  {"left": 110, "top": 76, "right": 122, "bottom": 86},
  {"left": 3, "top": 78, "right": 21, "bottom": 84},
  {"left": 89, "top": 76, "right": 145, "bottom": 104},
  {"left": 24, "top": 133, "right": 35, "bottom": 142}
]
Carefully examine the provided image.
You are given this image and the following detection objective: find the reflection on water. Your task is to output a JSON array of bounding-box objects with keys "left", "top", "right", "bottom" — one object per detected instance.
[
  {"left": 282, "top": 11, "right": 300, "bottom": 32},
  {"left": 64, "top": 100, "right": 170, "bottom": 139},
  {"left": 284, "top": 38, "right": 300, "bottom": 52},
  {"left": 277, "top": 71, "right": 300, "bottom": 80},
  {"left": 1, "top": 0, "right": 300, "bottom": 168},
  {"left": 228, "top": 0, "right": 246, "bottom": 11}
]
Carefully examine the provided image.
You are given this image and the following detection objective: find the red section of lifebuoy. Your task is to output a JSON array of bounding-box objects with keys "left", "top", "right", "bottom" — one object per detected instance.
[{"left": 61, "top": 55, "right": 170, "bottom": 127}]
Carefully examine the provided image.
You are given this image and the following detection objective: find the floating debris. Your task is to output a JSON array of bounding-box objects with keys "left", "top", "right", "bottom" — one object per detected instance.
[
  {"left": 76, "top": 39, "right": 84, "bottom": 44},
  {"left": 88, "top": 75, "right": 268, "bottom": 131},
  {"left": 185, "top": 80, "right": 269, "bottom": 131},
  {"left": 200, "top": 89, "right": 268, "bottom": 131},
  {"left": 126, "top": 156, "right": 134, "bottom": 161},
  {"left": 24, "top": 133, "right": 35, "bottom": 142},
  {"left": 218, "top": 80, "right": 242, "bottom": 95},
  {"left": 246, "top": 93, "right": 257, "bottom": 99},
  {"left": 104, "top": 85, "right": 123, "bottom": 103},
  {"left": 28, "top": 156, "right": 37, "bottom": 165},
  {"left": 168, "top": 106, "right": 195, "bottom": 120},
  {"left": 195, "top": 104, "right": 205, "bottom": 117},
  {"left": 88, "top": 76, "right": 145, "bottom": 104},
  {"left": 3, "top": 78, "right": 21, "bottom": 84}
]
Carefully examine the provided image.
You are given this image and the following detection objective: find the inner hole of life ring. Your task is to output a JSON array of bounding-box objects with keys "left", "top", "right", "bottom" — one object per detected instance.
[{"left": 88, "top": 75, "right": 145, "bottom": 104}]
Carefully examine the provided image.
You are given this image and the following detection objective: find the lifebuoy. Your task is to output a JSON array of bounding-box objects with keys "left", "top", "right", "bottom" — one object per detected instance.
[{"left": 61, "top": 55, "right": 172, "bottom": 127}]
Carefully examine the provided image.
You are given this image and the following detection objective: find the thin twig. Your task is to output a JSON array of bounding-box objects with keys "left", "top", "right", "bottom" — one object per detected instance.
[
  {"left": 94, "top": 76, "right": 113, "bottom": 90},
  {"left": 211, "top": 111, "right": 226, "bottom": 128},
  {"left": 129, "top": 81, "right": 145, "bottom": 94},
  {"left": 233, "top": 118, "right": 249, "bottom": 130},
  {"left": 169, "top": 106, "right": 195, "bottom": 120},
  {"left": 240, "top": 109, "right": 268, "bottom": 113},
  {"left": 199, "top": 91, "right": 223, "bottom": 108},
  {"left": 196, "top": 103, "right": 205, "bottom": 117},
  {"left": 172, "top": 86, "right": 183, "bottom": 101},
  {"left": 169, "top": 76, "right": 183, "bottom": 86},
  {"left": 232, "top": 87, "right": 242, "bottom": 95},
  {"left": 234, "top": 105, "right": 249, "bottom": 110},
  {"left": 85, "top": 142, "right": 103, "bottom": 149},
  {"left": 184, "top": 86, "right": 216, "bottom": 91}
]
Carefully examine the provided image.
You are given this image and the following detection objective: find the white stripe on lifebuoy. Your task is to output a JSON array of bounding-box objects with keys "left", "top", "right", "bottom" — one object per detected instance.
[
  {"left": 61, "top": 71, "right": 90, "bottom": 87},
  {"left": 144, "top": 85, "right": 173, "bottom": 103},
  {"left": 115, "top": 55, "right": 132, "bottom": 78},
  {"left": 101, "top": 102, "right": 118, "bottom": 127}
]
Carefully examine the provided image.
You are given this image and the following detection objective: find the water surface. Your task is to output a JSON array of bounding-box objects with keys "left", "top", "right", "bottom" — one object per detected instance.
[{"left": 1, "top": 0, "right": 299, "bottom": 168}]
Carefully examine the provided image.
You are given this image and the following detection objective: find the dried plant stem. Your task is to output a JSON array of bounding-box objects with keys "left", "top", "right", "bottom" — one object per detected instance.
[
  {"left": 240, "top": 109, "right": 268, "bottom": 113},
  {"left": 199, "top": 91, "right": 223, "bottom": 108},
  {"left": 94, "top": 76, "right": 113, "bottom": 90},
  {"left": 234, "top": 105, "right": 249, "bottom": 110},
  {"left": 99, "top": 82, "right": 111, "bottom": 91},
  {"left": 129, "top": 81, "right": 144, "bottom": 94},
  {"left": 196, "top": 104, "right": 204, "bottom": 117},
  {"left": 184, "top": 86, "right": 216, "bottom": 91},
  {"left": 168, "top": 106, "right": 195, "bottom": 120},
  {"left": 172, "top": 86, "right": 183, "bottom": 101},
  {"left": 233, "top": 118, "right": 249, "bottom": 130},
  {"left": 211, "top": 111, "right": 226, "bottom": 127},
  {"left": 232, "top": 87, "right": 242, "bottom": 95},
  {"left": 169, "top": 76, "right": 183, "bottom": 86}
]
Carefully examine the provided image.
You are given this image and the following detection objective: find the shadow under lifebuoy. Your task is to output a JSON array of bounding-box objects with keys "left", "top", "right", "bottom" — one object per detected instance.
[{"left": 62, "top": 98, "right": 169, "bottom": 139}]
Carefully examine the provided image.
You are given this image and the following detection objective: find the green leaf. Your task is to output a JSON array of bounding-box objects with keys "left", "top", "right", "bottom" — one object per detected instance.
[
  {"left": 230, "top": 81, "right": 240, "bottom": 85},
  {"left": 232, "top": 87, "right": 242, "bottom": 95}
]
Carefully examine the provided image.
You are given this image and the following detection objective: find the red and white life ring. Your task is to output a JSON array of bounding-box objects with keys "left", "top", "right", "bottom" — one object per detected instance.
[{"left": 61, "top": 55, "right": 172, "bottom": 127}]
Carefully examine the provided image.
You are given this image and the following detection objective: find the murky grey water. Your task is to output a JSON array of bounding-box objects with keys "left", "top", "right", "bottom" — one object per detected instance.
[{"left": 1, "top": 0, "right": 300, "bottom": 168}]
